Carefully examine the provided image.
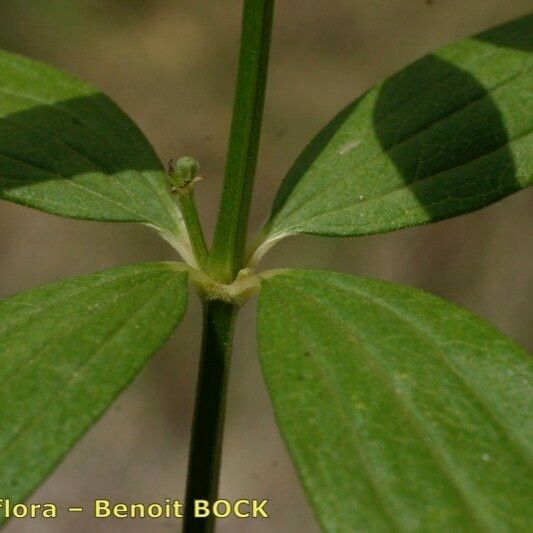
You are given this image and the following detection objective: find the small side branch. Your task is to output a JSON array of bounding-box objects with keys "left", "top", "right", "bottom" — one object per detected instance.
[{"left": 178, "top": 193, "right": 209, "bottom": 270}]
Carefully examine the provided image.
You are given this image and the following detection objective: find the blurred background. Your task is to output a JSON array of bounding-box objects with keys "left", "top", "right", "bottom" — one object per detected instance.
[{"left": 0, "top": 1, "right": 531, "bottom": 531}]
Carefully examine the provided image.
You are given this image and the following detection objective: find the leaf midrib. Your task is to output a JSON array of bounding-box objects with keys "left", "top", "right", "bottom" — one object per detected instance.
[
  {"left": 269, "top": 277, "right": 498, "bottom": 531},
  {"left": 273, "top": 39, "right": 509, "bottom": 223},
  {"left": 265, "top": 282, "right": 403, "bottom": 532},
  {"left": 0, "top": 270, "right": 175, "bottom": 390},
  {"left": 0, "top": 150, "right": 153, "bottom": 222},
  {"left": 0, "top": 266, "right": 170, "bottom": 335},
  {"left": 329, "top": 278, "right": 533, "bottom": 462},
  {"left": 272, "top": 67, "right": 531, "bottom": 231},
  {"left": 0, "top": 85, "right": 179, "bottom": 233},
  {"left": 285, "top": 274, "right": 532, "bottom": 464},
  {"left": 0, "top": 112, "right": 154, "bottom": 214},
  {"left": 0, "top": 274, "right": 177, "bottom": 461},
  {"left": 284, "top": 128, "right": 532, "bottom": 233}
]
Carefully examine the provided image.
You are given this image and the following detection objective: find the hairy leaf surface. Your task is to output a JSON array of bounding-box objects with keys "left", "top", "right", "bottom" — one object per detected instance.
[
  {"left": 258, "top": 15, "right": 532, "bottom": 250},
  {"left": 0, "top": 49, "right": 181, "bottom": 236},
  {"left": 0, "top": 263, "right": 188, "bottom": 516},
  {"left": 258, "top": 270, "right": 532, "bottom": 532}
]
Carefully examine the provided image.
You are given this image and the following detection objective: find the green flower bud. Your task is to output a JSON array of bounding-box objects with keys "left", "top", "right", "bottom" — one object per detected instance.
[{"left": 168, "top": 156, "right": 201, "bottom": 191}]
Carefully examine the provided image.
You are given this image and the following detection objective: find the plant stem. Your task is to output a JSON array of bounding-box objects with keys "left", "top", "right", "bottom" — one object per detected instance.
[
  {"left": 183, "top": 2, "right": 274, "bottom": 530},
  {"left": 183, "top": 300, "right": 237, "bottom": 533},
  {"left": 209, "top": 0, "right": 275, "bottom": 282},
  {"left": 178, "top": 192, "right": 209, "bottom": 269}
]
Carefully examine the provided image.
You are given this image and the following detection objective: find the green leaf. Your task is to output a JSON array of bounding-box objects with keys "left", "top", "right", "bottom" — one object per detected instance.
[
  {"left": 258, "top": 269, "right": 532, "bottom": 532},
  {"left": 257, "top": 15, "right": 532, "bottom": 252},
  {"left": 0, "top": 49, "right": 182, "bottom": 237},
  {"left": 0, "top": 262, "right": 188, "bottom": 517}
]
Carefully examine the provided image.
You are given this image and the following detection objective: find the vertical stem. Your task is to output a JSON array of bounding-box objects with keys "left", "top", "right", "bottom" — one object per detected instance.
[
  {"left": 209, "top": 0, "right": 275, "bottom": 282},
  {"left": 183, "top": 300, "right": 237, "bottom": 533},
  {"left": 183, "top": 2, "right": 274, "bottom": 531}
]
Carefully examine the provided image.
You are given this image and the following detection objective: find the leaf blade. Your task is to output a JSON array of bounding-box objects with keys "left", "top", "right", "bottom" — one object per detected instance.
[
  {"left": 258, "top": 269, "right": 532, "bottom": 532},
  {"left": 0, "top": 49, "right": 181, "bottom": 236},
  {"left": 260, "top": 15, "right": 533, "bottom": 247},
  {"left": 0, "top": 262, "right": 188, "bottom": 515}
]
